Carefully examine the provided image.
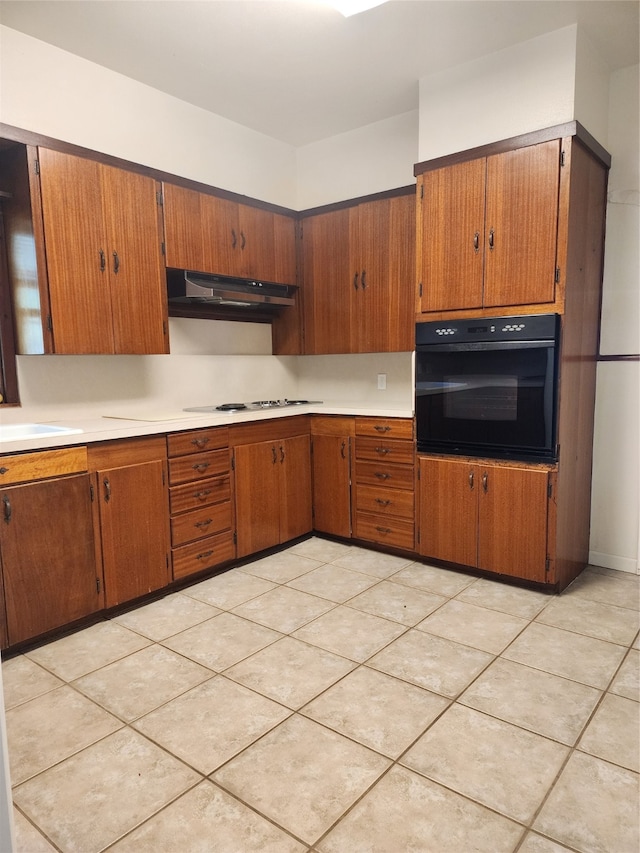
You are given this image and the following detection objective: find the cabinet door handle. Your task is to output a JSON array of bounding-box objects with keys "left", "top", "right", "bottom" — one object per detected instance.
[
  {"left": 103, "top": 477, "right": 111, "bottom": 502},
  {"left": 353, "top": 272, "right": 359, "bottom": 291},
  {"left": 99, "top": 249, "right": 106, "bottom": 272},
  {"left": 2, "top": 495, "right": 11, "bottom": 524},
  {"left": 191, "top": 437, "right": 209, "bottom": 449},
  {"left": 361, "top": 269, "right": 367, "bottom": 289},
  {"left": 280, "top": 445, "right": 285, "bottom": 464},
  {"left": 373, "top": 425, "right": 391, "bottom": 433},
  {"left": 240, "top": 231, "right": 246, "bottom": 250},
  {"left": 340, "top": 440, "right": 346, "bottom": 459},
  {"left": 375, "top": 498, "right": 391, "bottom": 506},
  {"left": 112, "top": 251, "right": 120, "bottom": 273},
  {"left": 231, "top": 229, "right": 237, "bottom": 249},
  {"left": 469, "top": 471, "right": 474, "bottom": 490},
  {"left": 272, "top": 446, "right": 277, "bottom": 464},
  {"left": 482, "top": 472, "right": 488, "bottom": 492},
  {"left": 192, "top": 462, "right": 210, "bottom": 473},
  {"left": 194, "top": 518, "right": 213, "bottom": 528},
  {"left": 473, "top": 232, "right": 480, "bottom": 253},
  {"left": 488, "top": 229, "right": 495, "bottom": 251}
]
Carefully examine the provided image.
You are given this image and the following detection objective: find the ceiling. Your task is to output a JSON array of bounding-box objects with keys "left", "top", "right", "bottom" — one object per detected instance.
[{"left": 0, "top": 0, "right": 638, "bottom": 146}]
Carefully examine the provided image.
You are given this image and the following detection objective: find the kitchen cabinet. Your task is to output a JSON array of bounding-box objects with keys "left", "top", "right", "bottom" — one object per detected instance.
[
  {"left": 162, "top": 182, "right": 297, "bottom": 285},
  {"left": 416, "top": 139, "right": 561, "bottom": 315},
  {"left": 353, "top": 417, "right": 415, "bottom": 551},
  {"left": 310, "top": 416, "right": 354, "bottom": 539},
  {"left": 0, "top": 447, "right": 103, "bottom": 647},
  {"left": 167, "top": 426, "right": 235, "bottom": 580},
  {"left": 88, "top": 437, "right": 171, "bottom": 608},
  {"left": 36, "top": 148, "right": 169, "bottom": 354},
  {"left": 301, "top": 190, "right": 415, "bottom": 354},
  {"left": 418, "top": 455, "right": 554, "bottom": 583},
  {"left": 231, "top": 417, "right": 312, "bottom": 558}
]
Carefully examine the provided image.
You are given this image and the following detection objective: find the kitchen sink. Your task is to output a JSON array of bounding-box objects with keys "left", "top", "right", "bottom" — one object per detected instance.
[{"left": 0, "top": 423, "right": 83, "bottom": 443}]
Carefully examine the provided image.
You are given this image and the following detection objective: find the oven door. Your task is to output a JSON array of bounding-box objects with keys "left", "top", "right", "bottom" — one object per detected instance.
[{"left": 415, "top": 340, "right": 558, "bottom": 461}]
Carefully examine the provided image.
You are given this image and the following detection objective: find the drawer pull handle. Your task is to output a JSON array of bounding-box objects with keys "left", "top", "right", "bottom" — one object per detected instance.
[
  {"left": 194, "top": 489, "right": 212, "bottom": 500},
  {"left": 193, "top": 462, "right": 210, "bottom": 473},
  {"left": 3, "top": 495, "right": 11, "bottom": 523},
  {"left": 375, "top": 526, "right": 392, "bottom": 534},
  {"left": 374, "top": 472, "right": 390, "bottom": 480},
  {"left": 0, "top": 467, "right": 8, "bottom": 476},
  {"left": 373, "top": 425, "right": 390, "bottom": 433},
  {"left": 192, "top": 438, "right": 209, "bottom": 448},
  {"left": 195, "top": 518, "right": 213, "bottom": 528},
  {"left": 196, "top": 549, "right": 214, "bottom": 561},
  {"left": 375, "top": 447, "right": 391, "bottom": 455},
  {"left": 375, "top": 498, "right": 391, "bottom": 506}
]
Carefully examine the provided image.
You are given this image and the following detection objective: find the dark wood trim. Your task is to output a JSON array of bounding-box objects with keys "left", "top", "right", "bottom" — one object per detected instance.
[
  {"left": 299, "top": 184, "right": 416, "bottom": 218},
  {"left": 597, "top": 353, "right": 640, "bottom": 361},
  {"left": 414, "top": 121, "right": 611, "bottom": 177},
  {"left": 0, "top": 200, "right": 19, "bottom": 404}
]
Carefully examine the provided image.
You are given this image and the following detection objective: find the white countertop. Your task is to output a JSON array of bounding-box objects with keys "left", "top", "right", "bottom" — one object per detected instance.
[{"left": 0, "top": 403, "right": 414, "bottom": 454}]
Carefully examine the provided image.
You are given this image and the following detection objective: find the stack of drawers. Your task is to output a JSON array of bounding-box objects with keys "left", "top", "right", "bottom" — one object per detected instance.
[
  {"left": 167, "top": 426, "right": 235, "bottom": 580},
  {"left": 353, "top": 417, "right": 415, "bottom": 551}
]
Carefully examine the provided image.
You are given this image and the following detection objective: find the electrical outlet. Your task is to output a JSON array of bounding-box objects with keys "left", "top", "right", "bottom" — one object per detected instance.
[{"left": 377, "top": 373, "right": 387, "bottom": 390}]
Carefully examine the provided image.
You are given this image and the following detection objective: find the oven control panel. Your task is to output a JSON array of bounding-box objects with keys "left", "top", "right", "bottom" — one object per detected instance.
[{"left": 416, "top": 314, "right": 558, "bottom": 345}]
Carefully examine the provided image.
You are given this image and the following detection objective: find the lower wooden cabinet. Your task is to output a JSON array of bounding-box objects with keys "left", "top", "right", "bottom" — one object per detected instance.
[
  {"left": 89, "top": 437, "right": 171, "bottom": 608},
  {"left": 418, "top": 455, "right": 554, "bottom": 583},
  {"left": 311, "top": 416, "right": 354, "bottom": 539}
]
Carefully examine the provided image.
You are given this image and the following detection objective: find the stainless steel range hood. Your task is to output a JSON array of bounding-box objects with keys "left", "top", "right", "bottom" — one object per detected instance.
[{"left": 167, "top": 269, "right": 297, "bottom": 311}]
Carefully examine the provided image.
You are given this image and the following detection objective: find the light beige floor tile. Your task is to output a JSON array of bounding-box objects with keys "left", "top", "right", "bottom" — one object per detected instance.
[
  {"left": 518, "top": 832, "right": 575, "bottom": 852},
  {"left": 401, "top": 704, "right": 569, "bottom": 823},
  {"left": 633, "top": 632, "right": 639, "bottom": 650},
  {"left": 347, "top": 580, "right": 446, "bottom": 626},
  {"left": 317, "top": 765, "right": 523, "bottom": 853},
  {"left": 536, "top": 594, "right": 640, "bottom": 645},
  {"left": 578, "top": 692, "right": 640, "bottom": 772},
  {"left": 213, "top": 714, "right": 389, "bottom": 845},
  {"left": 503, "top": 622, "right": 627, "bottom": 688},
  {"left": 6, "top": 685, "right": 122, "bottom": 785},
  {"left": 286, "top": 563, "right": 379, "bottom": 602},
  {"left": 231, "top": 585, "right": 335, "bottom": 632},
  {"left": 460, "top": 658, "right": 601, "bottom": 744},
  {"left": 183, "top": 569, "right": 275, "bottom": 610},
  {"left": 162, "top": 612, "right": 281, "bottom": 671},
  {"left": 417, "top": 598, "right": 528, "bottom": 654},
  {"left": 73, "top": 644, "right": 213, "bottom": 722},
  {"left": 288, "top": 536, "right": 353, "bottom": 562},
  {"left": 1, "top": 656, "right": 63, "bottom": 710},
  {"left": 112, "top": 592, "right": 221, "bottom": 640},
  {"left": 13, "top": 727, "right": 200, "bottom": 853},
  {"left": 13, "top": 808, "right": 58, "bottom": 852},
  {"left": 301, "top": 667, "right": 449, "bottom": 757},
  {"left": 391, "top": 562, "right": 476, "bottom": 597},
  {"left": 224, "top": 636, "right": 355, "bottom": 709},
  {"left": 24, "top": 621, "right": 151, "bottom": 681},
  {"left": 367, "top": 629, "right": 493, "bottom": 697},
  {"left": 292, "top": 605, "right": 405, "bottom": 662},
  {"left": 456, "top": 577, "right": 551, "bottom": 619},
  {"left": 610, "top": 648, "right": 640, "bottom": 700},
  {"left": 108, "top": 780, "right": 306, "bottom": 852},
  {"left": 239, "top": 551, "right": 323, "bottom": 583},
  {"left": 330, "top": 546, "right": 414, "bottom": 578},
  {"left": 133, "top": 676, "right": 290, "bottom": 774},
  {"left": 563, "top": 567, "right": 640, "bottom": 610},
  {"left": 534, "top": 751, "right": 640, "bottom": 853}
]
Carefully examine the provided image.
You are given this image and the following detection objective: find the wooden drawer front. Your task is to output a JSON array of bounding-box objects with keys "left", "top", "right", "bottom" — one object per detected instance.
[
  {"left": 171, "top": 501, "right": 232, "bottom": 547},
  {"left": 355, "top": 418, "right": 413, "bottom": 440},
  {"left": 355, "top": 460, "right": 414, "bottom": 490},
  {"left": 355, "top": 484, "right": 414, "bottom": 520},
  {"left": 169, "top": 475, "right": 230, "bottom": 514},
  {"left": 0, "top": 446, "right": 88, "bottom": 485},
  {"left": 167, "top": 427, "right": 229, "bottom": 458},
  {"left": 172, "top": 531, "right": 235, "bottom": 580},
  {"left": 168, "top": 449, "right": 229, "bottom": 485},
  {"left": 355, "top": 513, "right": 415, "bottom": 550},
  {"left": 311, "top": 416, "right": 355, "bottom": 437},
  {"left": 355, "top": 437, "right": 414, "bottom": 466}
]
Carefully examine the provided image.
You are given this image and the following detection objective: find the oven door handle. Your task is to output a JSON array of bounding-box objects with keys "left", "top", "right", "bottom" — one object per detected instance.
[{"left": 415, "top": 340, "right": 554, "bottom": 353}]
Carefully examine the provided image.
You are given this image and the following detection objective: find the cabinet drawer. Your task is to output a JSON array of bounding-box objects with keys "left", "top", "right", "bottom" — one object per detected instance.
[
  {"left": 171, "top": 501, "right": 232, "bottom": 547},
  {"left": 355, "top": 418, "right": 413, "bottom": 440},
  {"left": 172, "top": 531, "right": 235, "bottom": 580},
  {"left": 0, "top": 446, "right": 88, "bottom": 486},
  {"left": 167, "top": 427, "right": 229, "bottom": 457},
  {"left": 311, "top": 416, "right": 355, "bottom": 437},
  {"left": 355, "top": 513, "right": 415, "bottom": 551},
  {"left": 354, "top": 460, "right": 414, "bottom": 490},
  {"left": 354, "top": 437, "right": 414, "bottom": 465},
  {"left": 168, "top": 449, "right": 229, "bottom": 485},
  {"left": 355, "top": 484, "right": 414, "bottom": 520},
  {"left": 169, "top": 475, "right": 230, "bottom": 514}
]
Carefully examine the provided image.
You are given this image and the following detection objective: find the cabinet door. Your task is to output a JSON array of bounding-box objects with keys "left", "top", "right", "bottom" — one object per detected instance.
[
  {"left": 101, "top": 165, "right": 168, "bottom": 353},
  {"left": 96, "top": 460, "right": 170, "bottom": 607},
  {"left": 200, "top": 193, "right": 239, "bottom": 276},
  {"left": 312, "top": 434, "right": 351, "bottom": 538},
  {"left": 302, "top": 209, "right": 353, "bottom": 354},
  {"left": 279, "top": 434, "right": 312, "bottom": 543},
  {"left": 418, "top": 457, "right": 477, "bottom": 566},
  {"left": 1, "top": 474, "right": 102, "bottom": 645},
  {"left": 484, "top": 141, "right": 560, "bottom": 308},
  {"left": 234, "top": 441, "right": 280, "bottom": 558},
  {"left": 162, "top": 182, "right": 206, "bottom": 271},
  {"left": 418, "top": 159, "right": 485, "bottom": 313},
  {"left": 38, "top": 148, "right": 115, "bottom": 353},
  {"left": 478, "top": 464, "right": 550, "bottom": 582}
]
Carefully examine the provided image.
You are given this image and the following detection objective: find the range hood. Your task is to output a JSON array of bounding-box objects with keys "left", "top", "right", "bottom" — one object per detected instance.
[{"left": 167, "top": 269, "right": 297, "bottom": 311}]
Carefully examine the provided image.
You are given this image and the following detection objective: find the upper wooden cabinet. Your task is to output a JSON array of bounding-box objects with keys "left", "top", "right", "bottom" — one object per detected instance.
[
  {"left": 301, "top": 190, "right": 415, "bottom": 354},
  {"left": 34, "top": 148, "right": 168, "bottom": 353},
  {"left": 162, "top": 182, "right": 297, "bottom": 285}
]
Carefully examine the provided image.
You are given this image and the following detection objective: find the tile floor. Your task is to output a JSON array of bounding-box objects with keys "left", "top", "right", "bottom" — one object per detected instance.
[{"left": 3, "top": 537, "right": 639, "bottom": 853}]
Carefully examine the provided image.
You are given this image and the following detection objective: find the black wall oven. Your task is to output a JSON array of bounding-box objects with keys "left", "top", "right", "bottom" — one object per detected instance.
[{"left": 415, "top": 314, "right": 560, "bottom": 462}]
